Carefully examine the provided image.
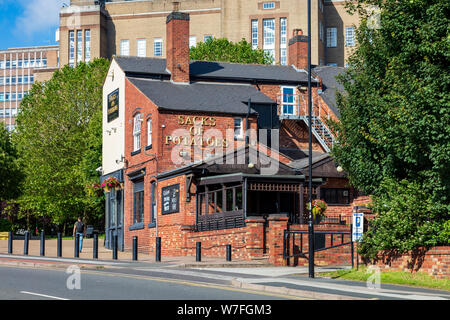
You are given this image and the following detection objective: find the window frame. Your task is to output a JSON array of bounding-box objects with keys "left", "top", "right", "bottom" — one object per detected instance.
[
  {"left": 133, "top": 113, "right": 142, "bottom": 153},
  {"left": 146, "top": 117, "right": 152, "bottom": 148},
  {"left": 326, "top": 27, "right": 337, "bottom": 48},
  {"left": 153, "top": 38, "right": 163, "bottom": 57},
  {"left": 320, "top": 188, "right": 350, "bottom": 205},
  {"left": 251, "top": 20, "right": 258, "bottom": 49},
  {"left": 262, "top": 2, "right": 275, "bottom": 10},
  {"left": 234, "top": 117, "right": 244, "bottom": 140},
  {"left": 263, "top": 18, "right": 275, "bottom": 61},
  {"left": 281, "top": 86, "right": 297, "bottom": 116},
  {"left": 345, "top": 26, "right": 355, "bottom": 47},
  {"left": 132, "top": 180, "right": 145, "bottom": 225},
  {"left": 137, "top": 38, "right": 146, "bottom": 57},
  {"left": 120, "top": 39, "right": 130, "bottom": 56},
  {"left": 85, "top": 29, "right": 91, "bottom": 62}
]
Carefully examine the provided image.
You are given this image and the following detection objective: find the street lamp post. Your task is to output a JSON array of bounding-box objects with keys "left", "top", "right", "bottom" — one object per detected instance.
[{"left": 307, "top": 0, "right": 315, "bottom": 279}]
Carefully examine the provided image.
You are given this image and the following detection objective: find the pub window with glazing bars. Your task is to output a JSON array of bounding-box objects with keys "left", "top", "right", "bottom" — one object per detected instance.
[{"left": 198, "top": 185, "right": 243, "bottom": 215}]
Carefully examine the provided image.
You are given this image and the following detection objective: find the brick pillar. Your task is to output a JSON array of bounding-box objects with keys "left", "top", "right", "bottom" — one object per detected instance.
[
  {"left": 245, "top": 217, "right": 266, "bottom": 259},
  {"left": 267, "top": 214, "right": 289, "bottom": 266}
]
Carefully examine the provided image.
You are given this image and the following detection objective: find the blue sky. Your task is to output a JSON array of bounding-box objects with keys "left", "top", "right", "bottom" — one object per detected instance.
[{"left": 0, "top": 0, "right": 65, "bottom": 49}]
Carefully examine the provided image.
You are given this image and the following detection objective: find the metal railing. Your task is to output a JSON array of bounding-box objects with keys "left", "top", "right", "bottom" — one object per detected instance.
[{"left": 277, "top": 94, "right": 336, "bottom": 152}]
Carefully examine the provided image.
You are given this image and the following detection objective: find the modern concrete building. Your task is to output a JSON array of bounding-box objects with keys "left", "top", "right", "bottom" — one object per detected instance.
[
  {"left": 59, "top": 0, "right": 359, "bottom": 68},
  {"left": 0, "top": 45, "right": 59, "bottom": 131}
]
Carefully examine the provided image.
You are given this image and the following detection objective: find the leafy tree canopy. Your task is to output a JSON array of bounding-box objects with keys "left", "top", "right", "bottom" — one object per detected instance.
[
  {"left": 189, "top": 37, "right": 274, "bottom": 64},
  {"left": 330, "top": 0, "right": 449, "bottom": 257},
  {"left": 0, "top": 124, "right": 22, "bottom": 201},
  {"left": 13, "top": 58, "right": 110, "bottom": 227}
]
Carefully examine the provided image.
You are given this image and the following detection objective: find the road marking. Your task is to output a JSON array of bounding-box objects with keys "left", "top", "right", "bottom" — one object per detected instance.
[
  {"left": 2, "top": 265, "right": 304, "bottom": 300},
  {"left": 20, "top": 291, "right": 69, "bottom": 300}
]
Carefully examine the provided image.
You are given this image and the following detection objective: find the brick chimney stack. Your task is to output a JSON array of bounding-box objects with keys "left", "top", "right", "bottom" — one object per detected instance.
[
  {"left": 166, "top": 9, "right": 190, "bottom": 83},
  {"left": 288, "top": 29, "right": 308, "bottom": 71}
]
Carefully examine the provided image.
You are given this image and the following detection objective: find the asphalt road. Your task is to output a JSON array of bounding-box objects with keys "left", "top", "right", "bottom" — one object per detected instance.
[{"left": 0, "top": 265, "right": 296, "bottom": 301}]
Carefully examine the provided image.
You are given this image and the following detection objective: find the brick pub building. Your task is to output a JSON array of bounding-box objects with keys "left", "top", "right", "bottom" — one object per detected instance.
[{"left": 101, "top": 10, "right": 369, "bottom": 266}]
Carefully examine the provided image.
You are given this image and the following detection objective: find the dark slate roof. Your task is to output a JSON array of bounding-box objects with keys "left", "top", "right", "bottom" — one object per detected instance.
[
  {"left": 115, "top": 56, "right": 169, "bottom": 76},
  {"left": 128, "top": 77, "right": 275, "bottom": 115},
  {"left": 114, "top": 56, "right": 312, "bottom": 83},
  {"left": 287, "top": 152, "right": 331, "bottom": 170},
  {"left": 313, "top": 66, "right": 345, "bottom": 117},
  {"left": 189, "top": 60, "right": 310, "bottom": 83}
]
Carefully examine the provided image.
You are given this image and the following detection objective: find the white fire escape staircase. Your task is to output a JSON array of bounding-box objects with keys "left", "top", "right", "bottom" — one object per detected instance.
[{"left": 277, "top": 94, "right": 335, "bottom": 153}]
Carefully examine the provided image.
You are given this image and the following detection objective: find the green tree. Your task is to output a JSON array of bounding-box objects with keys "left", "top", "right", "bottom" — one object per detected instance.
[
  {"left": 0, "top": 124, "right": 22, "bottom": 202},
  {"left": 13, "top": 58, "right": 110, "bottom": 231},
  {"left": 329, "top": 0, "right": 449, "bottom": 258},
  {"left": 189, "top": 37, "right": 274, "bottom": 64}
]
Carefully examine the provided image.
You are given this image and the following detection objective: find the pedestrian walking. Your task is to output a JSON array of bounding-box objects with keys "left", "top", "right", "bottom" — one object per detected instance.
[{"left": 73, "top": 217, "right": 86, "bottom": 253}]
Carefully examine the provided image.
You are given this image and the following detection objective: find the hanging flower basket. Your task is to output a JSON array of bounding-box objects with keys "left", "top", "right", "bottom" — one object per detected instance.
[
  {"left": 101, "top": 176, "right": 120, "bottom": 192},
  {"left": 307, "top": 199, "right": 327, "bottom": 223},
  {"left": 87, "top": 183, "right": 104, "bottom": 197}
]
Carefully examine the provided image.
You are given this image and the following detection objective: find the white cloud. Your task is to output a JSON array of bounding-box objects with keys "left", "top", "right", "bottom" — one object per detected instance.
[{"left": 15, "top": 0, "right": 66, "bottom": 37}]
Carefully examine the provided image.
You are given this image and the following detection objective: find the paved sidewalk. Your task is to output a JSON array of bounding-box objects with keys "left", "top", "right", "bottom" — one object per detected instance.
[{"left": 0, "top": 238, "right": 273, "bottom": 267}]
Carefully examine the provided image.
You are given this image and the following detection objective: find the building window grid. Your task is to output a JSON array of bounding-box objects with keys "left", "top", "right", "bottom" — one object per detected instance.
[
  {"left": 263, "top": 2, "right": 275, "bottom": 10},
  {"left": 251, "top": 20, "right": 258, "bottom": 49},
  {"left": 85, "top": 30, "right": 91, "bottom": 62},
  {"left": 280, "top": 18, "right": 287, "bottom": 65},
  {"left": 153, "top": 38, "right": 163, "bottom": 57},
  {"left": 69, "top": 30, "right": 75, "bottom": 66},
  {"left": 77, "top": 30, "right": 83, "bottom": 63},
  {"left": 263, "top": 18, "right": 275, "bottom": 62},
  {"left": 120, "top": 40, "right": 130, "bottom": 56},
  {"left": 189, "top": 36, "right": 197, "bottom": 48},
  {"left": 326, "top": 27, "right": 337, "bottom": 48},
  {"left": 133, "top": 113, "right": 142, "bottom": 152},
  {"left": 234, "top": 118, "right": 243, "bottom": 140},
  {"left": 137, "top": 39, "right": 146, "bottom": 57},
  {"left": 147, "top": 117, "right": 152, "bottom": 147},
  {"left": 281, "top": 87, "right": 296, "bottom": 115},
  {"left": 345, "top": 26, "right": 355, "bottom": 47}
]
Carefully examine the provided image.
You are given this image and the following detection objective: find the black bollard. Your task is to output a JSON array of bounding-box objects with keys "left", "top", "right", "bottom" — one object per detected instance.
[
  {"left": 24, "top": 231, "right": 29, "bottom": 255},
  {"left": 93, "top": 234, "right": 98, "bottom": 259},
  {"left": 196, "top": 242, "right": 201, "bottom": 262},
  {"left": 155, "top": 237, "right": 161, "bottom": 262},
  {"left": 40, "top": 230, "right": 45, "bottom": 256},
  {"left": 226, "top": 244, "right": 232, "bottom": 261},
  {"left": 112, "top": 235, "right": 118, "bottom": 260},
  {"left": 8, "top": 231, "right": 13, "bottom": 254},
  {"left": 57, "top": 233, "right": 62, "bottom": 257},
  {"left": 75, "top": 233, "right": 80, "bottom": 258},
  {"left": 132, "top": 236, "right": 138, "bottom": 261}
]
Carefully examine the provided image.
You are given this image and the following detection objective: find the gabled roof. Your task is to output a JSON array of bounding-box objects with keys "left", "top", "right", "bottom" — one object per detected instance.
[
  {"left": 313, "top": 66, "right": 345, "bottom": 116},
  {"left": 128, "top": 77, "right": 275, "bottom": 115},
  {"left": 114, "top": 56, "right": 314, "bottom": 84}
]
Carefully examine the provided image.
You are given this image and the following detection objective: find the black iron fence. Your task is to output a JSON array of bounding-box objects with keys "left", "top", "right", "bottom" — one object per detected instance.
[
  {"left": 196, "top": 211, "right": 246, "bottom": 232},
  {"left": 283, "top": 224, "right": 355, "bottom": 267}
]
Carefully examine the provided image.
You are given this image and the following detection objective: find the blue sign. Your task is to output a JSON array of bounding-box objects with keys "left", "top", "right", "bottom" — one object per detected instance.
[{"left": 352, "top": 212, "right": 364, "bottom": 242}]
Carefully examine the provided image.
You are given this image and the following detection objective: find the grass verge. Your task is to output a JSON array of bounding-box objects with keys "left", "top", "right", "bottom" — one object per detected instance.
[{"left": 320, "top": 266, "right": 450, "bottom": 291}]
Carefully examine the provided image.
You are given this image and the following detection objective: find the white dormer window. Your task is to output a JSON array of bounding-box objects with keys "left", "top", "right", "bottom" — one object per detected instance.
[{"left": 133, "top": 113, "right": 141, "bottom": 152}]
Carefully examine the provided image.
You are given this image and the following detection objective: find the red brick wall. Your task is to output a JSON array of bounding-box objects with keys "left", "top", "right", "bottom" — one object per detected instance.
[{"left": 371, "top": 246, "right": 450, "bottom": 279}]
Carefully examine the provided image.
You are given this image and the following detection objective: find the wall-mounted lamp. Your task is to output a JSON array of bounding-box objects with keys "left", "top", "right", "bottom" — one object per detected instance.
[
  {"left": 336, "top": 165, "right": 344, "bottom": 173},
  {"left": 106, "top": 127, "right": 117, "bottom": 135},
  {"left": 115, "top": 155, "right": 125, "bottom": 164}
]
